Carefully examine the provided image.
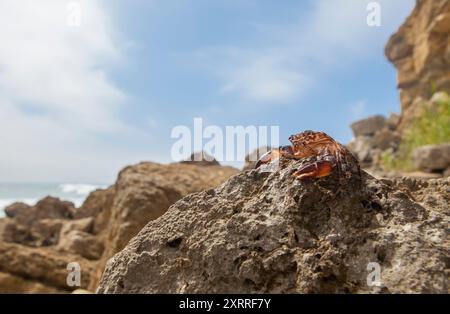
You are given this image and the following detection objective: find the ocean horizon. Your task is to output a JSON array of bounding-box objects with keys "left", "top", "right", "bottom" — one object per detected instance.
[{"left": 0, "top": 183, "right": 108, "bottom": 217}]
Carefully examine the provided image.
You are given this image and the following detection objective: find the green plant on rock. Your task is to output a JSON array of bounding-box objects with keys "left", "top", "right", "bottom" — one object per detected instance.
[{"left": 382, "top": 92, "right": 450, "bottom": 171}]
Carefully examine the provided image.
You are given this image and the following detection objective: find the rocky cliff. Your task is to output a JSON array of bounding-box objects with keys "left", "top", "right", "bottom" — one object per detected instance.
[
  {"left": 0, "top": 161, "right": 238, "bottom": 293},
  {"left": 349, "top": 0, "right": 450, "bottom": 174},
  {"left": 385, "top": 0, "right": 450, "bottom": 128},
  {"left": 97, "top": 159, "right": 449, "bottom": 294}
]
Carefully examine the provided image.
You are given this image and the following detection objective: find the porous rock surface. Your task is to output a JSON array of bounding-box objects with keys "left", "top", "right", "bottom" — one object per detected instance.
[
  {"left": 0, "top": 161, "right": 238, "bottom": 293},
  {"left": 97, "top": 159, "right": 449, "bottom": 294}
]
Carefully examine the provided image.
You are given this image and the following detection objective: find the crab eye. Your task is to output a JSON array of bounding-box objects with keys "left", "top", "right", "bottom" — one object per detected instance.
[{"left": 279, "top": 145, "right": 294, "bottom": 155}]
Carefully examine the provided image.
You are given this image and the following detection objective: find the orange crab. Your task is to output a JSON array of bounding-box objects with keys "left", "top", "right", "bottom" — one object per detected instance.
[{"left": 255, "top": 130, "right": 360, "bottom": 180}]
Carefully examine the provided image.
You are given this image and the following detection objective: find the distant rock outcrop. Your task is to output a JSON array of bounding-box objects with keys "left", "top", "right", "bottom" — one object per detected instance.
[
  {"left": 385, "top": 0, "right": 450, "bottom": 129},
  {"left": 412, "top": 143, "right": 450, "bottom": 173},
  {"left": 97, "top": 159, "right": 449, "bottom": 294},
  {"left": 348, "top": 114, "right": 401, "bottom": 168},
  {"left": 87, "top": 161, "right": 238, "bottom": 290},
  {"left": 180, "top": 152, "right": 220, "bottom": 166},
  {"left": 0, "top": 161, "right": 238, "bottom": 293}
]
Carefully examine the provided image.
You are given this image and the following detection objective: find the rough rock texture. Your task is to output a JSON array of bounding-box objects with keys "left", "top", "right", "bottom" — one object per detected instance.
[
  {"left": 1, "top": 197, "right": 75, "bottom": 247},
  {"left": 0, "top": 161, "right": 238, "bottom": 293},
  {"left": 412, "top": 143, "right": 450, "bottom": 172},
  {"left": 4, "top": 202, "right": 30, "bottom": 218},
  {"left": 97, "top": 159, "right": 449, "bottom": 294},
  {"left": 385, "top": 0, "right": 450, "bottom": 128},
  {"left": 351, "top": 116, "right": 386, "bottom": 137},
  {"left": 348, "top": 114, "right": 401, "bottom": 168},
  {"left": 0, "top": 242, "right": 96, "bottom": 292},
  {"left": 86, "top": 162, "right": 238, "bottom": 290}
]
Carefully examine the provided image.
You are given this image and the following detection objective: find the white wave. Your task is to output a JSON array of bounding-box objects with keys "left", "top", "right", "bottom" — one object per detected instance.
[{"left": 58, "top": 183, "right": 105, "bottom": 196}]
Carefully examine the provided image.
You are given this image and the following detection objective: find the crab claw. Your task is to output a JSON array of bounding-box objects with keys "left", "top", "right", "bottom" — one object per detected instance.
[
  {"left": 255, "top": 149, "right": 281, "bottom": 169},
  {"left": 293, "top": 157, "right": 335, "bottom": 180}
]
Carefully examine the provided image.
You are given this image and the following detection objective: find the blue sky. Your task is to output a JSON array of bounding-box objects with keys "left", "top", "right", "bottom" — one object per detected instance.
[{"left": 0, "top": 0, "right": 415, "bottom": 183}]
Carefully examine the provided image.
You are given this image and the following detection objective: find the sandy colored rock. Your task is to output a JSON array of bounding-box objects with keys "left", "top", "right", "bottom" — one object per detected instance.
[
  {"left": 385, "top": 0, "right": 450, "bottom": 129},
  {"left": 0, "top": 272, "right": 61, "bottom": 294},
  {"left": 97, "top": 160, "right": 449, "bottom": 294},
  {"left": 351, "top": 116, "right": 386, "bottom": 137},
  {"left": 4, "top": 202, "right": 30, "bottom": 218},
  {"left": 73, "top": 188, "right": 115, "bottom": 220},
  {"left": 412, "top": 143, "right": 450, "bottom": 172},
  {"left": 58, "top": 230, "right": 105, "bottom": 260},
  {"left": 0, "top": 242, "right": 95, "bottom": 292},
  {"left": 443, "top": 168, "right": 450, "bottom": 177},
  {"left": 371, "top": 129, "right": 401, "bottom": 151},
  {"left": 88, "top": 161, "right": 238, "bottom": 290},
  {"left": 0, "top": 161, "right": 237, "bottom": 293},
  {"left": 13, "top": 196, "right": 74, "bottom": 226}
]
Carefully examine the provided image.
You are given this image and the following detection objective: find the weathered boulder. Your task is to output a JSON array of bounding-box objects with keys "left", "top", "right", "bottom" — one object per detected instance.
[
  {"left": 97, "top": 159, "right": 449, "bottom": 294},
  {"left": 385, "top": 0, "right": 450, "bottom": 129},
  {"left": 0, "top": 272, "right": 61, "bottom": 293},
  {"left": 351, "top": 116, "right": 386, "bottom": 137},
  {"left": 1, "top": 197, "right": 75, "bottom": 247},
  {"left": 370, "top": 129, "right": 401, "bottom": 151},
  {"left": 4, "top": 202, "right": 30, "bottom": 218},
  {"left": 73, "top": 188, "right": 115, "bottom": 220},
  {"left": 88, "top": 161, "right": 238, "bottom": 290},
  {"left": 57, "top": 230, "right": 104, "bottom": 260},
  {"left": 0, "top": 161, "right": 238, "bottom": 293},
  {"left": 0, "top": 242, "right": 96, "bottom": 292},
  {"left": 412, "top": 144, "right": 450, "bottom": 172},
  {"left": 13, "top": 196, "right": 74, "bottom": 226}
]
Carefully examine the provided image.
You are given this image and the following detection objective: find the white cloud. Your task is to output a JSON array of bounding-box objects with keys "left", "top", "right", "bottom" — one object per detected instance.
[
  {"left": 0, "top": 0, "right": 126, "bottom": 133},
  {"left": 0, "top": 0, "right": 151, "bottom": 182},
  {"left": 198, "top": 0, "right": 415, "bottom": 104},
  {"left": 219, "top": 55, "right": 313, "bottom": 103}
]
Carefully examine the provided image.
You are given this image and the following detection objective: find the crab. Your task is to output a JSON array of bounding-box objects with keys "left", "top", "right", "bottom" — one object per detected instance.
[{"left": 255, "top": 130, "right": 360, "bottom": 180}]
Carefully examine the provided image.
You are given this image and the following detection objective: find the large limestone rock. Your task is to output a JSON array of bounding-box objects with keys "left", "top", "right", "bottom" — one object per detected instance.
[
  {"left": 0, "top": 242, "right": 96, "bottom": 292},
  {"left": 88, "top": 162, "right": 238, "bottom": 290},
  {"left": 412, "top": 143, "right": 450, "bottom": 172},
  {"left": 97, "top": 159, "right": 449, "bottom": 294},
  {"left": 385, "top": 0, "right": 450, "bottom": 128},
  {"left": 0, "top": 161, "right": 238, "bottom": 293}
]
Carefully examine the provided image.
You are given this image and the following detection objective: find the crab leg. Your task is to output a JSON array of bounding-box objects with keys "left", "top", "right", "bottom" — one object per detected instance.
[
  {"left": 292, "top": 158, "right": 335, "bottom": 180},
  {"left": 255, "top": 149, "right": 281, "bottom": 169}
]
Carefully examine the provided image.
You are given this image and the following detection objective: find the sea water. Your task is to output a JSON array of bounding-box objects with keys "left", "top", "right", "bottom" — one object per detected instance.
[{"left": 0, "top": 183, "right": 107, "bottom": 217}]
